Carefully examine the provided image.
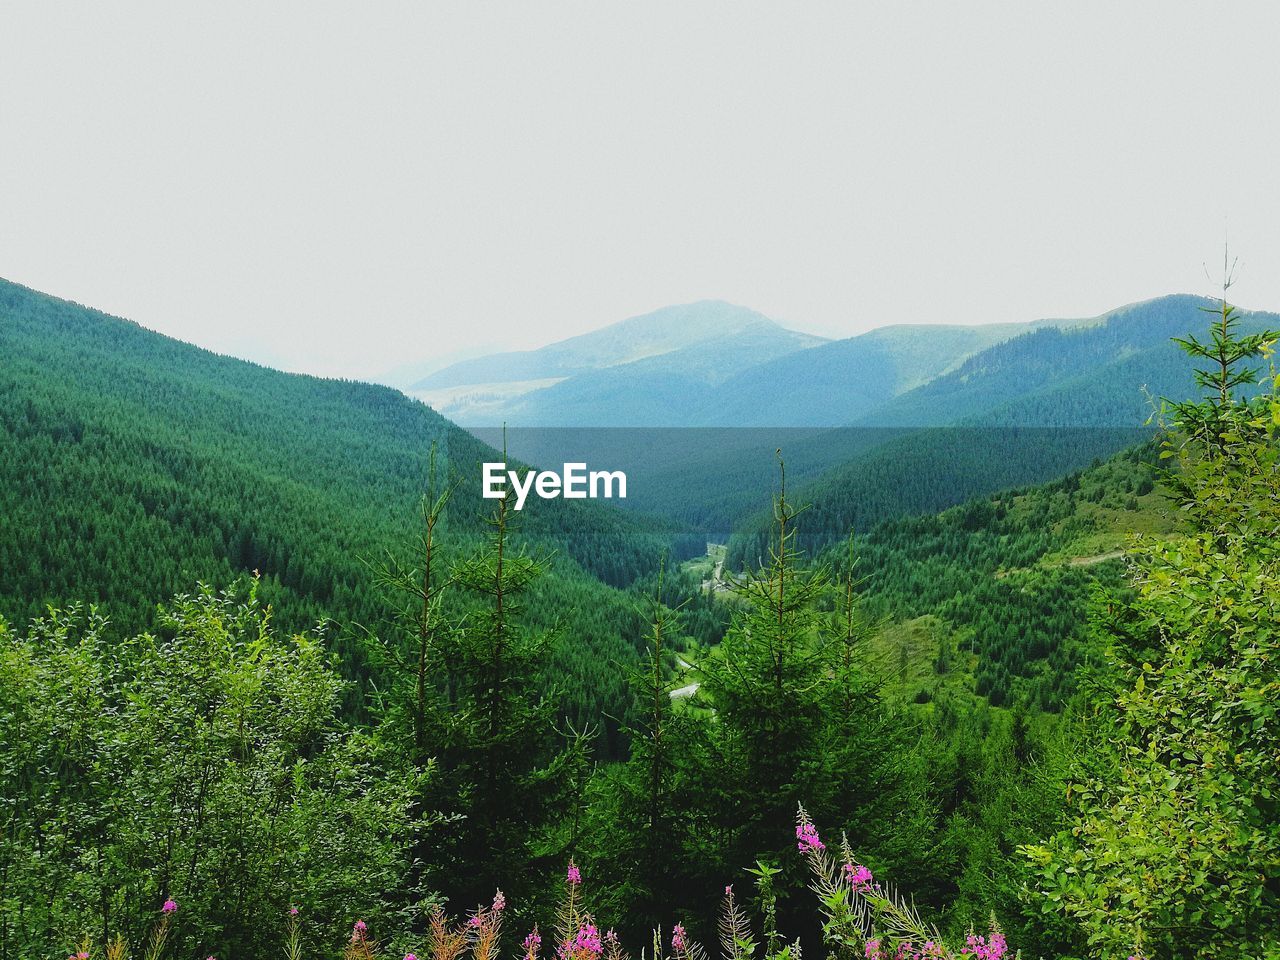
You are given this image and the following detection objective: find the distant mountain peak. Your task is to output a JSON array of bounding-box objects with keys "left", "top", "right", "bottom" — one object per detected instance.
[{"left": 410, "top": 300, "right": 820, "bottom": 392}]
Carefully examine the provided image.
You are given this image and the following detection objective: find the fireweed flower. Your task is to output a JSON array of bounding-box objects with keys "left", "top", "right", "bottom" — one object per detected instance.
[
  {"left": 523, "top": 928, "right": 543, "bottom": 960},
  {"left": 795, "top": 821, "right": 824, "bottom": 853},
  {"left": 162, "top": 899, "right": 178, "bottom": 914},
  {"left": 493, "top": 890, "right": 506, "bottom": 912},
  {"left": 560, "top": 923, "right": 602, "bottom": 960},
  {"left": 672, "top": 924, "right": 688, "bottom": 953},
  {"left": 963, "top": 930, "right": 1007, "bottom": 960},
  {"left": 406, "top": 954, "right": 419, "bottom": 960},
  {"left": 843, "top": 863, "right": 874, "bottom": 889},
  {"left": 864, "top": 940, "right": 880, "bottom": 958},
  {"left": 566, "top": 862, "right": 582, "bottom": 886},
  {"left": 468, "top": 916, "right": 484, "bottom": 929},
  {"left": 290, "top": 906, "right": 299, "bottom": 916},
  {"left": 577, "top": 924, "right": 603, "bottom": 957}
]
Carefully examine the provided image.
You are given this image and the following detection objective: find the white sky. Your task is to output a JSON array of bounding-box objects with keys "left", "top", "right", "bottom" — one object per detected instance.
[{"left": 2, "top": 2, "right": 1279, "bottom": 379}]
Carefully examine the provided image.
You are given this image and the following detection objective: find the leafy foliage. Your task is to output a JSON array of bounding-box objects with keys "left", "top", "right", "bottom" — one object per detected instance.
[
  {"left": 0, "top": 585, "right": 417, "bottom": 959},
  {"left": 5, "top": 274, "right": 1277, "bottom": 959},
  {"left": 1024, "top": 293, "right": 1280, "bottom": 956}
]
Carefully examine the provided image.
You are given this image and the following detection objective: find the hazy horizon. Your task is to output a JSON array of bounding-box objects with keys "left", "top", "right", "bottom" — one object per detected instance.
[
  {"left": 1, "top": 279, "right": 1260, "bottom": 387},
  {"left": 3, "top": 2, "right": 1279, "bottom": 380}
]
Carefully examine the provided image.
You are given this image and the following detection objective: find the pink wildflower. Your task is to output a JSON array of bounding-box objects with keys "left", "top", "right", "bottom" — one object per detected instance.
[
  {"left": 523, "top": 929, "right": 543, "bottom": 960},
  {"left": 290, "top": 906, "right": 299, "bottom": 917},
  {"left": 562, "top": 923, "right": 602, "bottom": 959},
  {"left": 352, "top": 919, "right": 368, "bottom": 942},
  {"left": 795, "top": 821, "right": 824, "bottom": 853},
  {"left": 844, "top": 863, "right": 874, "bottom": 888},
  {"left": 672, "top": 924, "right": 688, "bottom": 953},
  {"left": 864, "top": 940, "right": 880, "bottom": 959},
  {"left": 964, "top": 931, "right": 1008, "bottom": 960},
  {"left": 406, "top": 955, "right": 419, "bottom": 960},
  {"left": 566, "top": 862, "right": 582, "bottom": 886},
  {"left": 493, "top": 890, "right": 506, "bottom": 912},
  {"left": 162, "top": 899, "right": 178, "bottom": 914}
]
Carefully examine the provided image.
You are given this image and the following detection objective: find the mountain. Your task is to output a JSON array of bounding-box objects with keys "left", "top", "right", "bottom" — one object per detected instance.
[
  {"left": 373, "top": 341, "right": 508, "bottom": 390},
  {"left": 409, "top": 300, "right": 826, "bottom": 425},
  {"left": 725, "top": 294, "right": 1280, "bottom": 564},
  {"left": 4, "top": 277, "right": 1272, "bottom": 727},
  {"left": 489, "top": 320, "right": 831, "bottom": 427},
  {"left": 413, "top": 300, "right": 813, "bottom": 388},
  {"left": 470, "top": 294, "right": 1275, "bottom": 561},
  {"left": 413, "top": 303, "right": 1093, "bottom": 428},
  {"left": 694, "top": 319, "right": 1056, "bottom": 426},
  {"left": 0, "top": 277, "right": 687, "bottom": 746},
  {"left": 850, "top": 295, "right": 1228, "bottom": 428}
]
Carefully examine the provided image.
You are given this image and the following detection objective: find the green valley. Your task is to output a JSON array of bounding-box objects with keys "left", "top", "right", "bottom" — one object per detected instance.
[{"left": 1, "top": 277, "right": 1276, "bottom": 959}]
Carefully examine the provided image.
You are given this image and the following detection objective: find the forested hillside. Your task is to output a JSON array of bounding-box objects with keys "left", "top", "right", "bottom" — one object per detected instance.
[
  {"left": 851, "top": 295, "right": 1271, "bottom": 427},
  {"left": 695, "top": 319, "right": 1047, "bottom": 426},
  {"left": 0, "top": 277, "right": 700, "bottom": 742},
  {"left": 726, "top": 295, "right": 1280, "bottom": 564},
  {"left": 840, "top": 443, "right": 1174, "bottom": 710},
  {"left": 2, "top": 278, "right": 1276, "bottom": 958},
  {"left": 491, "top": 296, "right": 1277, "bottom": 547}
]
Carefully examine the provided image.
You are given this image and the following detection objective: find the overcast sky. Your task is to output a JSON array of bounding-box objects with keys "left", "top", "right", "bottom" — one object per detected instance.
[{"left": 2, "top": 2, "right": 1279, "bottom": 379}]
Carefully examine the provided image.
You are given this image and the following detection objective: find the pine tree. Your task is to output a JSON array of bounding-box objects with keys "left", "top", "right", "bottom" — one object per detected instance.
[
  {"left": 365, "top": 447, "right": 456, "bottom": 913},
  {"left": 438, "top": 449, "right": 584, "bottom": 916},
  {"left": 583, "top": 564, "right": 706, "bottom": 938},
  {"left": 695, "top": 460, "right": 912, "bottom": 904},
  {"left": 699, "top": 459, "right": 836, "bottom": 873}
]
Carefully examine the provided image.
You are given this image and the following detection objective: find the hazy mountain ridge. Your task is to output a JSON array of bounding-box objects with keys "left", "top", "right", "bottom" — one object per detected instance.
[
  {"left": 408, "top": 300, "right": 826, "bottom": 425},
  {"left": 693, "top": 319, "right": 1055, "bottom": 426},
  {"left": 480, "top": 294, "right": 1279, "bottom": 559},
  {"left": 857, "top": 294, "right": 1280, "bottom": 428},
  {"left": 412, "top": 300, "right": 820, "bottom": 387},
  {"left": 724, "top": 294, "right": 1280, "bottom": 562},
  {"left": 490, "top": 320, "right": 826, "bottom": 426},
  {"left": 471, "top": 294, "right": 1275, "bottom": 547},
  {"left": 411, "top": 297, "right": 1130, "bottom": 427}
]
